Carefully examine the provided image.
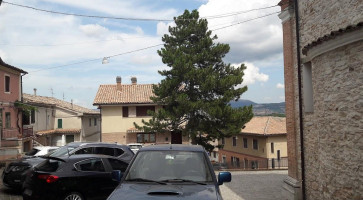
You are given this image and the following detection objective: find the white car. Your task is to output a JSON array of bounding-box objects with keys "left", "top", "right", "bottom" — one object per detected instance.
[
  {"left": 23, "top": 146, "right": 59, "bottom": 158},
  {"left": 127, "top": 143, "right": 143, "bottom": 154}
]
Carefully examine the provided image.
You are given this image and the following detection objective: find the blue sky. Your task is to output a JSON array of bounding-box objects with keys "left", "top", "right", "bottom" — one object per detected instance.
[{"left": 0, "top": 0, "right": 284, "bottom": 108}]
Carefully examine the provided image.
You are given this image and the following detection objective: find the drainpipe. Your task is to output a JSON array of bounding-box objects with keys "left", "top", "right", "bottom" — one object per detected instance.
[{"left": 293, "top": 0, "right": 306, "bottom": 199}]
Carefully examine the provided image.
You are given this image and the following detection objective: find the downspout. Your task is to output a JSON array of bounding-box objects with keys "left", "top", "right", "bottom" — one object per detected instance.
[
  {"left": 99, "top": 105, "right": 102, "bottom": 142},
  {"left": 293, "top": 0, "right": 306, "bottom": 199}
]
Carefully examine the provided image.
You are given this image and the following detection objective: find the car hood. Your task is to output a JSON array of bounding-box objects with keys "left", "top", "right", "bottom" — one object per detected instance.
[{"left": 107, "top": 183, "right": 221, "bottom": 200}]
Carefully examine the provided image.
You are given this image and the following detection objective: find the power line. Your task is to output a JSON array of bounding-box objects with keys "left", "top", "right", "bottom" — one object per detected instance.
[
  {"left": 2, "top": 1, "right": 279, "bottom": 22},
  {"left": 29, "top": 43, "right": 162, "bottom": 73}
]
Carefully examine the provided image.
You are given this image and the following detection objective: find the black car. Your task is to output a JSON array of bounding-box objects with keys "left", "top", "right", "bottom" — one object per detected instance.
[
  {"left": 2, "top": 142, "right": 134, "bottom": 189},
  {"left": 107, "top": 144, "right": 231, "bottom": 200},
  {"left": 22, "top": 154, "right": 130, "bottom": 200}
]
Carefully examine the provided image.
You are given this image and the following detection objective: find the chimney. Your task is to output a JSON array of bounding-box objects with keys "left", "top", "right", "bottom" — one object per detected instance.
[
  {"left": 131, "top": 76, "right": 137, "bottom": 85},
  {"left": 116, "top": 76, "right": 122, "bottom": 91},
  {"left": 71, "top": 99, "right": 73, "bottom": 109},
  {"left": 33, "top": 88, "right": 37, "bottom": 96}
]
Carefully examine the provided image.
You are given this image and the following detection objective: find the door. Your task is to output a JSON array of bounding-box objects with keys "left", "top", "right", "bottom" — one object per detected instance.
[{"left": 171, "top": 131, "right": 182, "bottom": 144}]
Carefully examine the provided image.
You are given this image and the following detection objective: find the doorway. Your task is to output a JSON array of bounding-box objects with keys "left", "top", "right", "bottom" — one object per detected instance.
[{"left": 171, "top": 131, "right": 182, "bottom": 144}]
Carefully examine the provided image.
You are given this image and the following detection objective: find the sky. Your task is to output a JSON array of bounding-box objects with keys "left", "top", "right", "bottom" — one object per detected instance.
[{"left": 0, "top": 0, "right": 285, "bottom": 109}]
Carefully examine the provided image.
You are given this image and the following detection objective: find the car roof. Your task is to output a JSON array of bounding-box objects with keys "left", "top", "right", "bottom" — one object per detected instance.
[
  {"left": 139, "top": 144, "right": 205, "bottom": 152},
  {"left": 59, "top": 154, "right": 124, "bottom": 161},
  {"left": 78, "top": 142, "right": 129, "bottom": 148}
]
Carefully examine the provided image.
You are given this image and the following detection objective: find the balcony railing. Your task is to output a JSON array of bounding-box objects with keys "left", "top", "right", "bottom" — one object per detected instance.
[
  {"left": 1, "top": 128, "right": 19, "bottom": 139},
  {"left": 23, "top": 126, "right": 34, "bottom": 138}
]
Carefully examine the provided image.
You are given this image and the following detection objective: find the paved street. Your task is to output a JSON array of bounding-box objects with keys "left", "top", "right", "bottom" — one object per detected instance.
[
  {"left": 220, "top": 170, "right": 288, "bottom": 200},
  {"left": 0, "top": 167, "right": 287, "bottom": 200}
]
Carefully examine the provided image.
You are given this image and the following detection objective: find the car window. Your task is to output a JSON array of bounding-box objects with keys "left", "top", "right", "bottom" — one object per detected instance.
[
  {"left": 75, "top": 158, "right": 105, "bottom": 172},
  {"left": 47, "top": 148, "right": 58, "bottom": 154},
  {"left": 37, "top": 159, "right": 64, "bottom": 172},
  {"left": 74, "top": 147, "right": 93, "bottom": 155},
  {"left": 115, "top": 148, "right": 124, "bottom": 156},
  {"left": 49, "top": 146, "right": 76, "bottom": 157},
  {"left": 125, "top": 151, "right": 213, "bottom": 182},
  {"left": 108, "top": 158, "right": 128, "bottom": 172},
  {"left": 94, "top": 147, "right": 115, "bottom": 156}
]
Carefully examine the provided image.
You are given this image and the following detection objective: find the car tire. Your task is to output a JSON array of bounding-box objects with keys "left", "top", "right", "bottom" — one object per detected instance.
[{"left": 63, "top": 192, "right": 84, "bottom": 200}]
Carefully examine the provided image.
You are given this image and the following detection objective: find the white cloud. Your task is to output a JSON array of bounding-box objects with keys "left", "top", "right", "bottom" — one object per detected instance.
[
  {"left": 233, "top": 62, "right": 268, "bottom": 86},
  {"left": 157, "top": 22, "right": 175, "bottom": 36},
  {"left": 276, "top": 83, "right": 284, "bottom": 89},
  {"left": 198, "top": 0, "right": 282, "bottom": 63},
  {"left": 79, "top": 24, "right": 109, "bottom": 37}
]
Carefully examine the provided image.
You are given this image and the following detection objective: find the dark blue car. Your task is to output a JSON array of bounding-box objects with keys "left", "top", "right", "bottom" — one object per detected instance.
[{"left": 107, "top": 144, "right": 231, "bottom": 200}]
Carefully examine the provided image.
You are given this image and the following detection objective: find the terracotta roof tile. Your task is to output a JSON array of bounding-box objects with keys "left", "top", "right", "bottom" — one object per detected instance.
[
  {"left": 36, "top": 129, "right": 81, "bottom": 136},
  {"left": 93, "top": 84, "right": 155, "bottom": 105},
  {"left": 241, "top": 116, "right": 286, "bottom": 136},
  {"left": 23, "top": 94, "right": 99, "bottom": 115}
]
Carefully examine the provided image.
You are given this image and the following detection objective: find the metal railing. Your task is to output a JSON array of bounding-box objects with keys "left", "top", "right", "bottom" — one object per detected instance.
[
  {"left": 213, "top": 158, "right": 288, "bottom": 170},
  {"left": 1, "top": 128, "right": 19, "bottom": 139}
]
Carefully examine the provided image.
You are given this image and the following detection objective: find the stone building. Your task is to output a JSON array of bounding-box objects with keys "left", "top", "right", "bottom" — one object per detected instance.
[{"left": 278, "top": 0, "right": 362, "bottom": 199}]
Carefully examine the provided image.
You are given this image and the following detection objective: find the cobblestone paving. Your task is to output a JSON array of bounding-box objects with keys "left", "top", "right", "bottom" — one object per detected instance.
[{"left": 220, "top": 170, "right": 288, "bottom": 200}]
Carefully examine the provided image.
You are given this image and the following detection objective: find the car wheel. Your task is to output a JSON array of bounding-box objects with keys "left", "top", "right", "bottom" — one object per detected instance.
[{"left": 64, "top": 192, "right": 84, "bottom": 200}]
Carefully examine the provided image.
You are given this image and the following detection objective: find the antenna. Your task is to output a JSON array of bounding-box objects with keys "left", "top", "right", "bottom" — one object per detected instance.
[{"left": 49, "top": 88, "right": 54, "bottom": 97}]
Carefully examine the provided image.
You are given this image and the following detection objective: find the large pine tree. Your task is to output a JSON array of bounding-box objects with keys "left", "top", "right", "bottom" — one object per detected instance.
[{"left": 135, "top": 10, "right": 253, "bottom": 151}]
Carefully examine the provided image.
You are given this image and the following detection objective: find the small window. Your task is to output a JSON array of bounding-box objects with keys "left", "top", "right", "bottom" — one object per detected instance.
[
  {"left": 5, "top": 112, "right": 11, "bottom": 128},
  {"left": 94, "top": 147, "right": 115, "bottom": 156},
  {"left": 303, "top": 62, "right": 314, "bottom": 112},
  {"left": 213, "top": 152, "right": 216, "bottom": 158},
  {"left": 271, "top": 143, "right": 274, "bottom": 153},
  {"left": 89, "top": 118, "right": 92, "bottom": 126},
  {"left": 122, "top": 107, "right": 129, "bottom": 117},
  {"left": 66, "top": 135, "right": 74, "bottom": 144},
  {"left": 31, "top": 110, "right": 35, "bottom": 124},
  {"left": 253, "top": 139, "right": 258, "bottom": 150},
  {"left": 137, "top": 133, "right": 156, "bottom": 143},
  {"left": 232, "top": 136, "right": 237, "bottom": 146},
  {"left": 76, "top": 158, "right": 105, "bottom": 172},
  {"left": 57, "top": 119, "right": 62, "bottom": 129},
  {"left": 5, "top": 75, "right": 10, "bottom": 93},
  {"left": 74, "top": 147, "right": 93, "bottom": 155},
  {"left": 108, "top": 158, "right": 128, "bottom": 172},
  {"left": 243, "top": 138, "right": 248, "bottom": 148},
  {"left": 94, "top": 118, "right": 97, "bottom": 126},
  {"left": 221, "top": 137, "right": 225, "bottom": 145},
  {"left": 136, "top": 106, "right": 155, "bottom": 117}
]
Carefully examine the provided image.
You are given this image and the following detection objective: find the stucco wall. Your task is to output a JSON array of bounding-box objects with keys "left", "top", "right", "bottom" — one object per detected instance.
[
  {"left": 222, "top": 135, "right": 267, "bottom": 158},
  {"left": 0, "top": 66, "right": 21, "bottom": 102},
  {"left": 81, "top": 116, "right": 100, "bottom": 142},
  {"left": 32, "top": 107, "right": 55, "bottom": 132},
  {"left": 302, "top": 40, "right": 362, "bottom": 200},
  {"left": 266, "top": 136, "right": 288, "bottom": 159},
  {"left": 55, "top": 109, "right": 81, "bottom": 129}
]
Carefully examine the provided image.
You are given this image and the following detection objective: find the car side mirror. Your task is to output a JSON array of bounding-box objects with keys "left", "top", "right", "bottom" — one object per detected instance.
[
  {"left": 218, "top": 171, "right": 231, "bottom": 185},
  {"left": 111, "top": 170, "right": 122, "bottom": 182}
]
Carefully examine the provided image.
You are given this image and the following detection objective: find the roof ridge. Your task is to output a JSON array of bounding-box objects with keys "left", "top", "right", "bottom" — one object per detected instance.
[{"left": 263, "top": 116, "right": 271, "bottom": 134}]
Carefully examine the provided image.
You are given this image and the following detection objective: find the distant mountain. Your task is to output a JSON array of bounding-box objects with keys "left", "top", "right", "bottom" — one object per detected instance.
[{"left": 230, "top": 100, "right": 285, "bottom": 116}]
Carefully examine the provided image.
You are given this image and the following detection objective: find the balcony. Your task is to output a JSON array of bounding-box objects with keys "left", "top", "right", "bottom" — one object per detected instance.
[
  {"left": 23, "top": 126, "right": 34, "bottom": 138},
  {"left": 1, "top": 126, "right": 33, "bottom": 139}
]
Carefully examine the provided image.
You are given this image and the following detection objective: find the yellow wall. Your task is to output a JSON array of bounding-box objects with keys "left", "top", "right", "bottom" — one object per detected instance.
[
  {"left": 266, "top": 136, "right": 287, "bottom": 159},
  {"left": 222, "top": 135, "right": 268, "bottom": 158},
  {"left": 55, "top": 109, "right": 81, "bottom": 129}
]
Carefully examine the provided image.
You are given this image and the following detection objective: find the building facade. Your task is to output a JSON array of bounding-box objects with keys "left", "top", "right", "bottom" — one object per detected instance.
[
  {"left": 0, "top": 57, "right": 28, "bottom": 161},
  {"left": 93, "top": 76, "right": 190, "bottom": 145},
  {"left": 218, "top": 116, "right": 287, "bottom": 169},
  {"left": 278, "top": 0, "right": 362, "bottom": 199},
  {"left": 23, "top": 93, "right": 100, "bottom": 147}
]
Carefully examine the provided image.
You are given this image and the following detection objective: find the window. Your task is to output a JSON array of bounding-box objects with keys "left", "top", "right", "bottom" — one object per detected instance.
[
  {"left": 5, "top": 75, "right": 10, "bottom": 93},
  {"left": 94, "top": 147, "right": 115, "bottom": 156},
  {"left": 23, "top": 112, "right": 30, "bottom": 125},
  {"left": 213, "top": 151, "right": 216, "bottom": 158},
  {"left": 74, "top": 147, "right": 93, "bottom": 154},
  {"left": 137, "top": 133, "right": 156, "bottom": 143},
  {"left": 108, "top": 158, "right": 128, "bottom": 172},
  {"left": 122, "top": 106, "right": 129, "bottom": 117},
  {"left": 94, "top": 118, "right": 97, "bottom": 126},
  {"left": 253, "top": 139, "right": 258, "bottom": 150},
  {"left": 232, "top": 136, "right": 237, "bottom": 146},
  {"left": 5, "top": 112, "right": 11, "bottom": 128},
  {"left": 89, "top": 118, "right": 92, "bottom": 126},
  {"left": 303, "top": 62, "right": 314, "bottom": 112},
  {"left": 271, "top": 143, "right": 274, "bottom": 153},
  {"left": 136, "top": 106, "right": 155, "bottom": 116},
  {"left": 31, "top": 110, "right": 35, "bottom": 124},
  {"left": 76, "top": 158, "right": 105, "bottom": 172},
  {"left": 221, "top": 137, "right": 225, "bottom": 145},
  {"left": 57, "top": 119, "right": 62, "bottom": 128},
  {"left": 65, "top": 135, "right": 74, "bottom": 144},
  {"left": 243, "top": 138, "right": 248, "bottom": 148}
]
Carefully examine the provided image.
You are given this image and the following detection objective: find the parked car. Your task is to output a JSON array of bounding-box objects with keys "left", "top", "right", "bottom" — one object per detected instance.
[
  {"left": 127, "top": 143, "right": 143, "bottom": 154},
  {"left": 22, "top": 154, "right": 130, "bottom": 200},
  {"left": 23, "top": 146, "right": 59, "bottom": 158},
  {"left": 2, "top": 142, "right": 134, "bottom": 189},
  {"left": 107, "top": 144, "right": 232, "bottom": 200}
]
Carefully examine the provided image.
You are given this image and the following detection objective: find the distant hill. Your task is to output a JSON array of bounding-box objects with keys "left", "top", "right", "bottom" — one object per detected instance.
[{"left": 230, "top": 100, "right": 285, "bottom": 116}]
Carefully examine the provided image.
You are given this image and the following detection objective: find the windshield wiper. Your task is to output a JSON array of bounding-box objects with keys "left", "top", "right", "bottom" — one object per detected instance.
[
  {"left": 127, "top": 178, "right": 167, "bottom": 185},
  {"left": 161, "top": 179, "right": 207, "bottom": 185}
]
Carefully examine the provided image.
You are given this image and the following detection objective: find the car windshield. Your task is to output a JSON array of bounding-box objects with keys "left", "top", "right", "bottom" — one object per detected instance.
[
  {"left": 25, "top": 148, "right": 40, "bottom": 156},
  {"left": 46, "top": 146, "right": 76, "bottom": 157},
  {"left": 125, "top": 151, "right": 213, "bottom": 182}
]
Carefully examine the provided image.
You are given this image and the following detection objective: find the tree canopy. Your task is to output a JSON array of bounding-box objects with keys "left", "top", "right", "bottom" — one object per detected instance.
[{"left": 135, "top": 10, "right": 253, "bottom": 152}]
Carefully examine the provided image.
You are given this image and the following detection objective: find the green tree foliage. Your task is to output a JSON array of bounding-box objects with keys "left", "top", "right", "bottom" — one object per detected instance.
[{"left": 135, "top": 10, "right": 253, "bottom": 151}]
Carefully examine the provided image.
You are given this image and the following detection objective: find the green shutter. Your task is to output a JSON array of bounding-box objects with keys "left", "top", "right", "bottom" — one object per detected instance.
[{"left": 58, "top": 119, "right": 62, "bottom": 129}]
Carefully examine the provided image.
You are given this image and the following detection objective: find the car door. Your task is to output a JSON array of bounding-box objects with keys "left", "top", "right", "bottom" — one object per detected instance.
[
  {"left": 101, "top": 158, "right": 129, "bottom": 195},
  {"left": 74, "top": 158, "right": 113, "bottom": 200}
]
